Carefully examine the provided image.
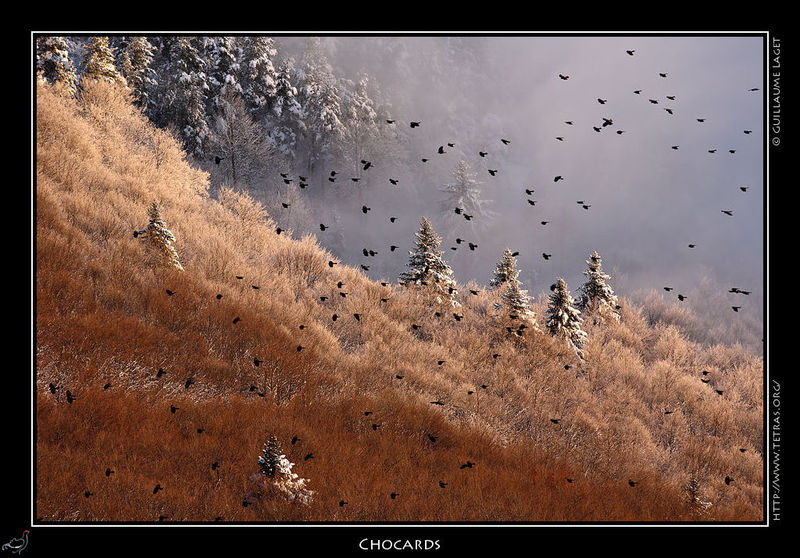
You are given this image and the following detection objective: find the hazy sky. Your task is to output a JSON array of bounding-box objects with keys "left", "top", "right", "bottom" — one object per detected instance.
[{"left": 283, "top": 35, "right": 765, "bottom": 321}]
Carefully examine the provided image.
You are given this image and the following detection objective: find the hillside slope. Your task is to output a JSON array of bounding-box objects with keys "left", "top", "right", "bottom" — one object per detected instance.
[{"left": 35, "top": 81, "right": 763, "bottom": 522}]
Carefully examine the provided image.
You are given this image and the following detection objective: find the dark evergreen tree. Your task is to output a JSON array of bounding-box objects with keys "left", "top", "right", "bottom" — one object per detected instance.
[{"left": 36, "top": 36, "right": 78, "bottom": 96}]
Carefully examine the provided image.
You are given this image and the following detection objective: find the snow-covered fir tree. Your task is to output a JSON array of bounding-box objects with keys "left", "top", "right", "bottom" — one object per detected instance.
[
  {"left": 82, "top": 36, "right": 124, "bottom": 84},
  {"left": 490, "top": 249, "right": 538, "bottom": 325},
  {"left": 440, "top": 160, "right": 493, "bottom": 232},
  {"left": 204, "top": 36, "right": 243, "bottom": 112},
  {"left": 120, "top": 36, "right": 157, "bottom": 111},
  {"left": 240, "top": 36, "right": 278, "bottom": 119},
  {"left": 269, "top": 57, "right": 303, "bottom": 158},
  {"left": 399, "top": 217, "right": 460, "bottom": 306},
  {"left": 36, "top": 36, "right": 78, "bottom": 96},
  {"left": 339, "top": 73, "right": 381, "bottom": 176},
  {"left": 489, "top": 248, "right": 517, "bottom": 289},
  {"left": 257, "top": 436, "right": 314, "bottom": 505},
  {"left": 296, "top": 38, "right": 345, "bottom": 173},
  {"left": 134, "top": 202, "right": 184, "bottom": 271},
  {"left": 545, "top": 277, "right": 587, "bottom": 358},
  {"left": 577, "top": 250, "right": 620, "bottom": 323},
  {"left": 155, "top": 37, "right": 209, "bottom": 157}
]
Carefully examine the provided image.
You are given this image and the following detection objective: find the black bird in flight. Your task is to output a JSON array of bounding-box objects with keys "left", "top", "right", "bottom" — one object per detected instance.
[
  {"left": 677, "top": 294, "right": 687, "bottom": 301},
  {"left": 633, "top": 90, "right": 642, "bottom": 94},
  {"left": 460, "top": 461, "right": 475, "bottom": 469},
  {"left": 438, "top": 146, "right": 446, "bottom": 154},
  {"left": 428, "top": 434, "right": 438, "bottom": 443},
  {"left": 542, "top": 253, "right": 552, "bottom": 260},
  {"left": 304, "top": 453, "right": 314, "bottom": 461},
  {"left": 386, "top": 119, "right": 395, "bottom": 124},
  {"left": 565, "top": 120, "right": 574, "bottom": 125},
  {"left": 628, "top": 480, "right": 639, "bottom": 487},
  {"left": 501, "top": 138, "right": 511, "bottom": 145},
  {"left": 291, "top": 436, "right": 300, "bottom": 445},
  {"left": 351, "top": 177, "right": 360, "bottom": 183},
  {"left": 626, "top": 50, "right": 635, "bottom": 56},
  {"left": 559, "top": 74, "right": 569, "bottom": 80},
  {"left": 740, "top": 186, "right": 748, "bottom": 192},
  {"left": 541, "top": 221, "right": 549, "bottom": 225},
  {"left": 439, "top": 481, "right": 448, "bottom": 488},
  {"left": 66, "top": 390, "right": 76, "bottom": 404},
  {"left": 659, "top": 72, "right": 668, "bottom": 77},
  {"left": 511, "top": 251, "right": 520, "bottom": 257},
  {"left": 744, "top": 130, "right": 752, "bottom": 134},
  {"left": 105, "top": 468, "right": 114, "bottom": 477},
  {"left": 665, "top": 108, "right": 673, "bottom": 115},
  {"left": 732, "top": 306, "right": 741, "bottom": 312},
  {"left": 729, "top": 149, "right": 736, "bottom": 154},
  {"left": 360, "top": 265, "right": 370, "bottom": 271},
  {"left": 617, "top": 130, "right": 626, "bottom": 135},
  {"left": 165, "top": 289, "right": 175, "bottom": 296},
  {"left": 320, "top": 224, "right": 328, "bottom": 231},
  {"left": 410, "top": 121, "right": 421, "bottom": 128},
  {"left": 748, "top": 87, "right": 759, "bottom": 91},
  {"left": 597, "top": 98, "right": 607, "bottom": 104},
  {"left": 153, "top": 484, "right": 163, "bottom": 494},
  {"left": 390, "top": 492, "right": 399, "bottom": 499},
  {"left": 671, "top": 146, "right": 680, "bottom": 150},
  {"left": 103, "top": 382, "right": 111, "bottom": 390},
  {"left": 525, "top": 189, "right": 534, "bottom": 195},
  {"left": 721, "top": 210, "right": 733, "bottom": 216},
  {"left": 328, "top": 177, "right": 336, "bottom": 182},
  {"left": 688, "top": 244, "right": 696, "bottom": 248},
  {"left": 701, "top": 378, "right": 710, "bottom": 384},
  {"left": 353, "top": 313, "right": 361, "bottom": 322},
  {"left": 479, "top": 151, "right": 488, "bottom": 157},
  {"left": 469, "top": 289, "right": 480, "bottom": 295},
  {"left": 550, "top": 418, "right": 560, "bottom": 424},
  {"left": 390, "top": 245, "right": 398, "bottom": 252},
  {"left": 48, "top": 382, "right": 58, "bottom": 394},
  {"left": 602, "top": 117, "right": 613, "bottom": 127},
  {"left": 666, "top": 95, "right": 676, "bottom": 100},
  {"left": 725, "top": 476, "right": 734, "bottom": 485},
  {"left": 554, "top": 175, "right": 563, "bottom": 182},
  {"left": 649, "top": 99, "right": 659, "bottom": 104},
  {"left": 185, "top": 378, "right": 194, "bottom": 390},
  {"left": 362, "top": 205, "right": 371, "bottom": 214},
  {"left": 715, "top": 389, "right": 724, "bottom": 396},
  {"left": 488, "top": 169, "right": 498, "bottom": 176},
  {"left": 389, "top": 179, "right": 398, "bottom": 185},
  {"left": 281, "top": 202, "right": 290, "bottom": 209},
  {"left": 697, "top": 118, "right": 706, "bottom": 122},
  {"left": 430, "top": 400, "right": 445, "bottom": 406},
  {"left": 708, "top": 149, "right": 717, "bottom": 153},
  {"left": 363, "top": 161, "right": 372, "bottom": 170},
  {"left": 593, "top": 126, "right": 601, "bottom": 133},
  {"left": 468, "top": 242, "right": 478, "bottom": 251}
]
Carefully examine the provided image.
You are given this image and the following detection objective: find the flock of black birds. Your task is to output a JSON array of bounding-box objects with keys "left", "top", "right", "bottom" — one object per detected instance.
[{"left": 45, "top": 46, "right": 760, "bottom": 522}]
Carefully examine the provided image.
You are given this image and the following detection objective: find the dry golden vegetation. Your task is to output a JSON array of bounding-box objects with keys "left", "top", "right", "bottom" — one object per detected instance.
[{"left": 35, "top": 81, "right": 763, "bottom": 523}]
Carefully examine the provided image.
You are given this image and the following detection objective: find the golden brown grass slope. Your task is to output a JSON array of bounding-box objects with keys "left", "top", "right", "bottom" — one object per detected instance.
[{"left": 35, "top": 81, "right": 763, "bottom": 523}]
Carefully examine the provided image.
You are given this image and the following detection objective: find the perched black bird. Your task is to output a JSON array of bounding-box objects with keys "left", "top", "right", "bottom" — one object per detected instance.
[
  {"left": 411, "top": 324, "right": 420, "bottom": 330},
  {"left": 564, "top": 365, "right": 571, "bottom": 370},
  {"left": 715, "top": 389, "right": 724, "bottom": 395},
  {"left": 66, "top": 390, "right": 76, "bottom": 404},
  {"left": 371, "top": 423, "right": 380, "bottom": 430},
  {"left": 320, "top": 296, "right": 328, "bottom": 302},
  {"left": 281, "top": 202, "right": 290, "bottom": 209},
  {"left": 84, "top": 490, "right": 94, "bottom": 498},
  {"left": 453, "top": 313, "right": 463, "bottom": 321},
  {"left": 251, "top": 285, "right": 260, "bottom": 290},
  {"left": 276, "top": 227, "right": 283, "bottom": 235},
  {"left": 197, "top": 428, "right": 205, "bottom": 434},
  {"left": 469, "top": 289, "right": 480, "bottom": 296},
  {"left": 480, "top": 384, "right": 488, "bottom": 390},
  {"left": 215, "top": 156, "right": 224, "bottom": 164},
  {"left": 242, "top": 498, "right": 251, "bottom": 507},
  {"left": 328, "top": 261, "right": 336, "bottom": 268},
  {"left": 492, "top": 353, "right": 501, "bottom": 359}
]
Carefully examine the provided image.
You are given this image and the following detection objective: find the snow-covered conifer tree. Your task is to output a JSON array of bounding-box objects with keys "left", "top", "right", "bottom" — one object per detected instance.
[
  {"left": 82, "top": 36, "right": 124, "bottom": 84},
  {"left": 240, "top": 36, "right": 278, "bottom": 118},
  {"left": 120, "top": 36, "right": 157, "bottom": 111},
  {"left": 545, "top": 277, "right": 587, "bottom": 357},
  {"left": 134, "top": 202, "right": 184, "bottom": 271},
  {"left": 296, "top": 38, "right": 345, "bottom": 173},
  {"left": 440, "top": 160, "right": 493, "bottom": 232},
  {"left": 399, "top": 217, "right": 460, "bottom": 306},
  {"left": 36, "top": 36, "right": 78, "bottom": 96},
  {"left": 205, "top": 36, "right": 243, "bottom": 112},
  {"left": 490, "top": 248, "right": 517, "bottom": 289},
  {"left": 269, "top": 57, "right": 303, "bottom": 158},
  {"left": 257, "top": 436, "right": 314, "bottom": 505},
  {"left": 339, "top": 73, "right": 381, "bottom": 175},
  {"left": 489, "top": 248, "right": 538, "bottom": 326},
  {"left": 577, "top": 250, "right": 620, "bottom": 323}
]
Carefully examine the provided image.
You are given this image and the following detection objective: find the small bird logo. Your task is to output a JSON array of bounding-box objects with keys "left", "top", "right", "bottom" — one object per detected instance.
[{"left": 2, "top": 530, "right": 29, "bottom": 555}]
